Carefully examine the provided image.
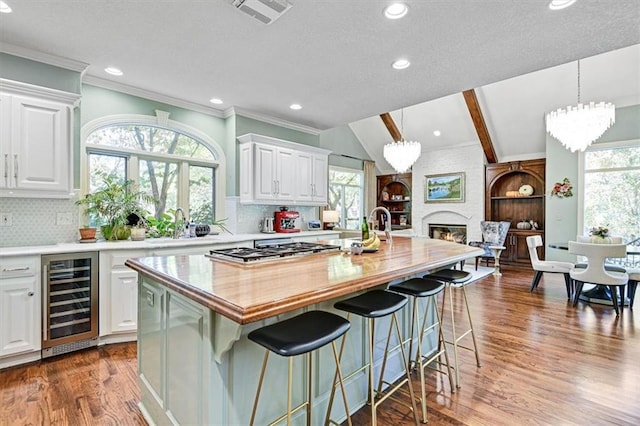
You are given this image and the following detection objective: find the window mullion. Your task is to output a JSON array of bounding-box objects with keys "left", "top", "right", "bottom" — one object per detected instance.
[
  {"left": 128, "top": 155, "right": 139, "bottom": 184},
  {"left": 178, "top": 161, "right": 190, "bottom": 220}
]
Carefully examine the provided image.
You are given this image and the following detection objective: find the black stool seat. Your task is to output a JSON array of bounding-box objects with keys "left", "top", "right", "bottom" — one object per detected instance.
[
  {"left": 248, "top": 311, "right": 350, "bottom": 357},
  {"left": 574, "top": 262, "right": 627, "bottom": 273},
  {"left": 334, "top": 290, "right": 407, "bottom": 318},
  {"left": 390, "top": 278, "right": 445, "bottom": 298},
  {"left": 425, "top": 269, "right": 472, "bottom": 284}
]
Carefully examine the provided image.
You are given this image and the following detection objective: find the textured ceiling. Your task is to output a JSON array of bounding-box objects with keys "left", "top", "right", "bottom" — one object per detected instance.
[{"left": 0, "top": 1, "right": 639, "bottom": 170}]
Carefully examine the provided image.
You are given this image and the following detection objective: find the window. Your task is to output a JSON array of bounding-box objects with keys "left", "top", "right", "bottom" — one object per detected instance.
[
  {"left": 328, "top": 166, "right": 363, "bottom": 230},
  {"left": 82, "top": 113, "right": 225, "bottom": 226},
  {"left": 582, "top": 141, "right": 640, "bottom": 243}
]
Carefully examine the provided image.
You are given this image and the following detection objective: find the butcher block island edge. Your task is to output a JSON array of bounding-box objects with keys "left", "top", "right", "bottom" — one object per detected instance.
[{"left": 125, "top": 237, "right": 483, "bottom": 324}]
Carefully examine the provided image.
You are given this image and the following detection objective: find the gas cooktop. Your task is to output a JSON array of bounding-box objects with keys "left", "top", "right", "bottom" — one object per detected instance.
[{"left": 206, "top": 242, "right": 341, "bottom": 264}]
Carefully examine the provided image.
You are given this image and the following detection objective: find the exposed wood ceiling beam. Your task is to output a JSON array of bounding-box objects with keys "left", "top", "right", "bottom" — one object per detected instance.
[
  {"left": 379, "top": 112, "right": 402, "bottom": 142},
  {"left": 463, "top": 89, "right": 498, "bottom": 164}
]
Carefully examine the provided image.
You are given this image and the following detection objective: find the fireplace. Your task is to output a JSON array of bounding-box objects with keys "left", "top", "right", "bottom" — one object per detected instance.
[{"left": 429, "top": 224, "right": 467, "bottom": 244}]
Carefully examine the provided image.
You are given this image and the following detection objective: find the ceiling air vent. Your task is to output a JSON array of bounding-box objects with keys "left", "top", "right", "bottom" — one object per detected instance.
[{"left": 232, "top": 0, "right": 292, "bottom": 25}]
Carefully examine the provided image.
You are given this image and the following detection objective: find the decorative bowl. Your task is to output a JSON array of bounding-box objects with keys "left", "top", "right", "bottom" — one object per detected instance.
[{"left": 195, "top": 224, "right": 211, "bottom": 237}]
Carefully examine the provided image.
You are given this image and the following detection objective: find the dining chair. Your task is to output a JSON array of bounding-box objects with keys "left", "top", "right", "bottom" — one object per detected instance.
[
  {"left": 627, "top": 269, "right": 639, "bottom": 310},
  {"left": 468, "top": 221, "right": 510, "bottom": 270},
  {"left": 526, "top": 235, "right": 574, "bottom": 299},
  {"left": 568, "top": 241, "right": 628, "bottom": 316}
]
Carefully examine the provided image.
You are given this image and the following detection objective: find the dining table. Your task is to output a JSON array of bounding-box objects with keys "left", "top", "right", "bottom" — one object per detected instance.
[{"left": 548, "top": 242, "right": 639, "bottom": 306}]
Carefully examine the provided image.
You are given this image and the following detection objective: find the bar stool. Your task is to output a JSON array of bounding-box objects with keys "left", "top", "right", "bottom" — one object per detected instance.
[
  {"left": 326, "top": 290, "right": 419, "bottom": 426},
  {"left": 248, "top": 310, "right": 352, "bottom": 426},
  {"left": 423, "top": 268, "right": 481, "bottom": 388},
  {"left": 388, "top": 277, "right": 454, "bottom": 423}
]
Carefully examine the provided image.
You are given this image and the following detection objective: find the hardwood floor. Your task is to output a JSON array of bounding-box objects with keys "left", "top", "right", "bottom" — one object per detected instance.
[{"left": 1, "top": 268, "right": 639, "bottom": 425}]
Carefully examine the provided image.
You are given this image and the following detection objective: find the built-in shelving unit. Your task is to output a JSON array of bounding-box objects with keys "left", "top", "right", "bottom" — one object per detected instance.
[
  {"left": 485, "top": 158, "right": 546, "bottom": 267},
  {"left": 376, "top": 173, "right": 412, "bottom": 230}
]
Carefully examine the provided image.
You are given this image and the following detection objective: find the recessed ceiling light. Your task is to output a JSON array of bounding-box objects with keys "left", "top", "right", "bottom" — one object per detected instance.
[
  {"left": 209, "top": 98, "right": 223, "bottom": 105},
  {"left": 104, "top": 67, "right": 123, "bottom": 76},
  {"left": 392, "top": 59, "right": 411, "bottom": 70},
  {"left": 548, "top": 0, "right": 577, "bottom": 10},
  {"left": 290, "top": 104, "right": 302, "bottom": 110},
  {"left": 433, "top": 130, "right": 441, "bottom": 137},
  {"left": 0, "top": 1, "right": 12, "bottom": 13},
  {"left": 384, "top": 3, "right": 408, "bottom": 20}
]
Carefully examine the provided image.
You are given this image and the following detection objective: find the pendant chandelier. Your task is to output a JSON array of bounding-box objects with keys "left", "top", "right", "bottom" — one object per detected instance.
[
  {"left": 545, "top": 60, "right": 615, "bottom": 152},
  {"left": 383, "top": 108, "right": 421, "bottom": 173}
]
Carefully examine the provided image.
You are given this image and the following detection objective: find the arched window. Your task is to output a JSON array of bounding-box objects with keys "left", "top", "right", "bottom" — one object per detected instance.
[{"left": 81, "top": 112, "right": 226, "bottom": 226}]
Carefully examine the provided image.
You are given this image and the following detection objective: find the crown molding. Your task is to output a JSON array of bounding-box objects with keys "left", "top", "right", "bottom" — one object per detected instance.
[
  {"left": 0, "top": 43, "right": 89, "bottom": 73},
  {"left": 82, "top": 75, "right": 226, "bottom": 118},
  {"left": 224, "top": 106, "right": 321, "bottom": 135},
  {"left": 0, "top": 78, "right": 81, "bottom": 104}
]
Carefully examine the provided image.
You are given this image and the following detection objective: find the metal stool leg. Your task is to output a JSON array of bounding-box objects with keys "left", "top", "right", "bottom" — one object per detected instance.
[
  {"left": 461, "top": 286, "right": 481, "bottom": 368},
  {"left": 411, "top": 294, "right": 454, "bottom": 422},
  {"left": 443, "top": 283, "right": 481, "bottom": 389},
  {"left": 250, "top": 350, "right": 270, "bottom": 426},
  {"left": 327, "top": 312, "right": 419, "bottom": 425}
]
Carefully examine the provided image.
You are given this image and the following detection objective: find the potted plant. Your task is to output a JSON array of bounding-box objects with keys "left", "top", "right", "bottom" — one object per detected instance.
[
  {"left": 78, "top": 225, "right": 97, "bottom": 241},
  {"left": 75, "top": 175, "right": 156, "bottom": 241}
]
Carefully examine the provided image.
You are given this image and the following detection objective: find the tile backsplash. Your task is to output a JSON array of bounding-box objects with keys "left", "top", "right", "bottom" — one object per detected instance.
[
  {"left": 0, "top": 196, "right": 321, "bottom": 248},
  {"left": 0, "top": 197, "right": 79, "bottom": 247}
]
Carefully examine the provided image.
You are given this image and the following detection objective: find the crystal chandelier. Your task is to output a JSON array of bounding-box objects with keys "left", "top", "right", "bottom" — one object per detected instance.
[
  {"left": 545, "top": 60, "right": 615, "bottom": 152},
  {"left": 383, "top": 109, "right": 421, "bottom": 173}
]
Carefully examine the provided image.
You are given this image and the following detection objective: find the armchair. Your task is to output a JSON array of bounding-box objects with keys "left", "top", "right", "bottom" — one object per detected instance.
[{"left": 468, "top": 221, "right": 511, "bottom": 270}]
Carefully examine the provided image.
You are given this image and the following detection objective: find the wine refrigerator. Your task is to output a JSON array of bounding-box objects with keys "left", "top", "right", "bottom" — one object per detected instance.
[{"left": 41, "top": 252, "right": 99, "bottom": 358}]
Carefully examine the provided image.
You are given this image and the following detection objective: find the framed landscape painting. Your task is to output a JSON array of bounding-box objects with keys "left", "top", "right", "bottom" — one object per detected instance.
[{"left": 424, "top": 172, "right": 465, "bottom": 203}]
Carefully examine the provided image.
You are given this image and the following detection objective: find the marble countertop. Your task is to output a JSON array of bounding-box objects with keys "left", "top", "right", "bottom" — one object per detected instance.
[{"left": 0, "top": 230, "right": 340, "bottom": 257}]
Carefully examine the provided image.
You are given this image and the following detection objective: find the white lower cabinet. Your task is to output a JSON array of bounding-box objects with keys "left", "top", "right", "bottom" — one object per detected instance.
[
  {"left": 100, "top": 250, "right": 147, "bottom": 342},
  {"left": 0, "top": 256, "right": 41, "bottom": 366},
  {"left": 109, "top": 270, "right": 138, "bottom": 333}
]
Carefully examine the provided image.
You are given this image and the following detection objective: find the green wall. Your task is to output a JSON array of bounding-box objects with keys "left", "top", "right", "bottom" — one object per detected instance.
[
  {"left": 0, "top": 53, "right": 82, "bottom": 94},
  {"left": 320, "top": 125, "right": 373, "bottom": 170}
]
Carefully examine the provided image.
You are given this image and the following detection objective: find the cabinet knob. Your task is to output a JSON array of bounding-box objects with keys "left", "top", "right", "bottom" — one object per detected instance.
[{"left": 27, "top": 291, "right": 34, "bottom": 297}]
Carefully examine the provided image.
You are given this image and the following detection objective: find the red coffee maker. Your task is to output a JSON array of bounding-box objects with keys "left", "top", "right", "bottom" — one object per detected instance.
[{"left": 274, "top": 207, "right": 300, "bottom": 233}]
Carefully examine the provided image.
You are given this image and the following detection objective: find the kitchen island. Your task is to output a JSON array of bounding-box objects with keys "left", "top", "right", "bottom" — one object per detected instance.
[{"left": 125, "top": 237, "right": 483, "bottom": 425}]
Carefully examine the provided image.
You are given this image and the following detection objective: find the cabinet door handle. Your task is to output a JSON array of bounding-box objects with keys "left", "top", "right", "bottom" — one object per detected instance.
[
  {"left": 14, "top": 154, "right": 18, "bottom": 184},
  {"left": 42, "top": 265, "right": 48, "bottom": 342},
  {"left": 27, "top": 291, "right": 34, "bottom": 297},
  {"left": 3, "top": 154, "right": 7, "bottom": 186},
  {"left": 272, "top": 180, "right": 276, "bottom": 195},
  {"left": 2, "top": 266, "right": 30, "bottom": 272},
  {"left": 276, "top": 180, "right": 280, "bottom": 195}
]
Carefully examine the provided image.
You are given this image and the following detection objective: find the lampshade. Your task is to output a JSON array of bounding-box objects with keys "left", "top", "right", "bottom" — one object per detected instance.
[
  {"left": 322, "top": 210, "right": 339, "bottom": 223},
  {"left": 545, "top": 60, "right": 615, "bottom": 152}
]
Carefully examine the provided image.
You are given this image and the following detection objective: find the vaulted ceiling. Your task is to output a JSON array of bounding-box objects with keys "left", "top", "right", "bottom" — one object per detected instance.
[{"left": 1, "top": 0, "right": 639, "bottom": 172}]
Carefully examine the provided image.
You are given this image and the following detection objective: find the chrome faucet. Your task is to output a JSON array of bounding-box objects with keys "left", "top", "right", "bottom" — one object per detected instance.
[
  {"left": 173, "top": 208, "right": 186, "bottom": 239},
  {"left": 368, "top": 206, "right": 392, "bottom": 246}
]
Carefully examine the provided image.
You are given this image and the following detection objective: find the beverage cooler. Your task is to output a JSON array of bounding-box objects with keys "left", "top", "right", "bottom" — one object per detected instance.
[{"left": 41, "top": 252, "right": 99, "bottom": 358}]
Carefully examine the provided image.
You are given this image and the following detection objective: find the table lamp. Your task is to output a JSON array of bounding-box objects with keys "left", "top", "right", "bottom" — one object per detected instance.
[{"left": 322, "top": 210, "right": 339, "bottom": 230}]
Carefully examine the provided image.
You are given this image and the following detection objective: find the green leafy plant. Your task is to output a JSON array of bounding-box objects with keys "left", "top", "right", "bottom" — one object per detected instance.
[{"left": 75, "top": 175, "right": 156, "bottom": 240}]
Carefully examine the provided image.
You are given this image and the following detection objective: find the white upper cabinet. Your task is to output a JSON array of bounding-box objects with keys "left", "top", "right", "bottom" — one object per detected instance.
[
  {"left": 0, "top": 79, "right": 79, "bottom": 198},
  {"left": 238, "top": 133, "right": 331, "bottom": 206},
  {"left": 295, "top": 151, "right": 328, "bottom": 203}
]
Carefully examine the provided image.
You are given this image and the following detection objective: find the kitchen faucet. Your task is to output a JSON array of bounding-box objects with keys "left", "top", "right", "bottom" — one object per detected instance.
[
  {"left": 368, "top": 206, "right": 392, "bottom": 246},
  {"left": 173, "top": 208, "right": 186, "bottom": 239}
]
